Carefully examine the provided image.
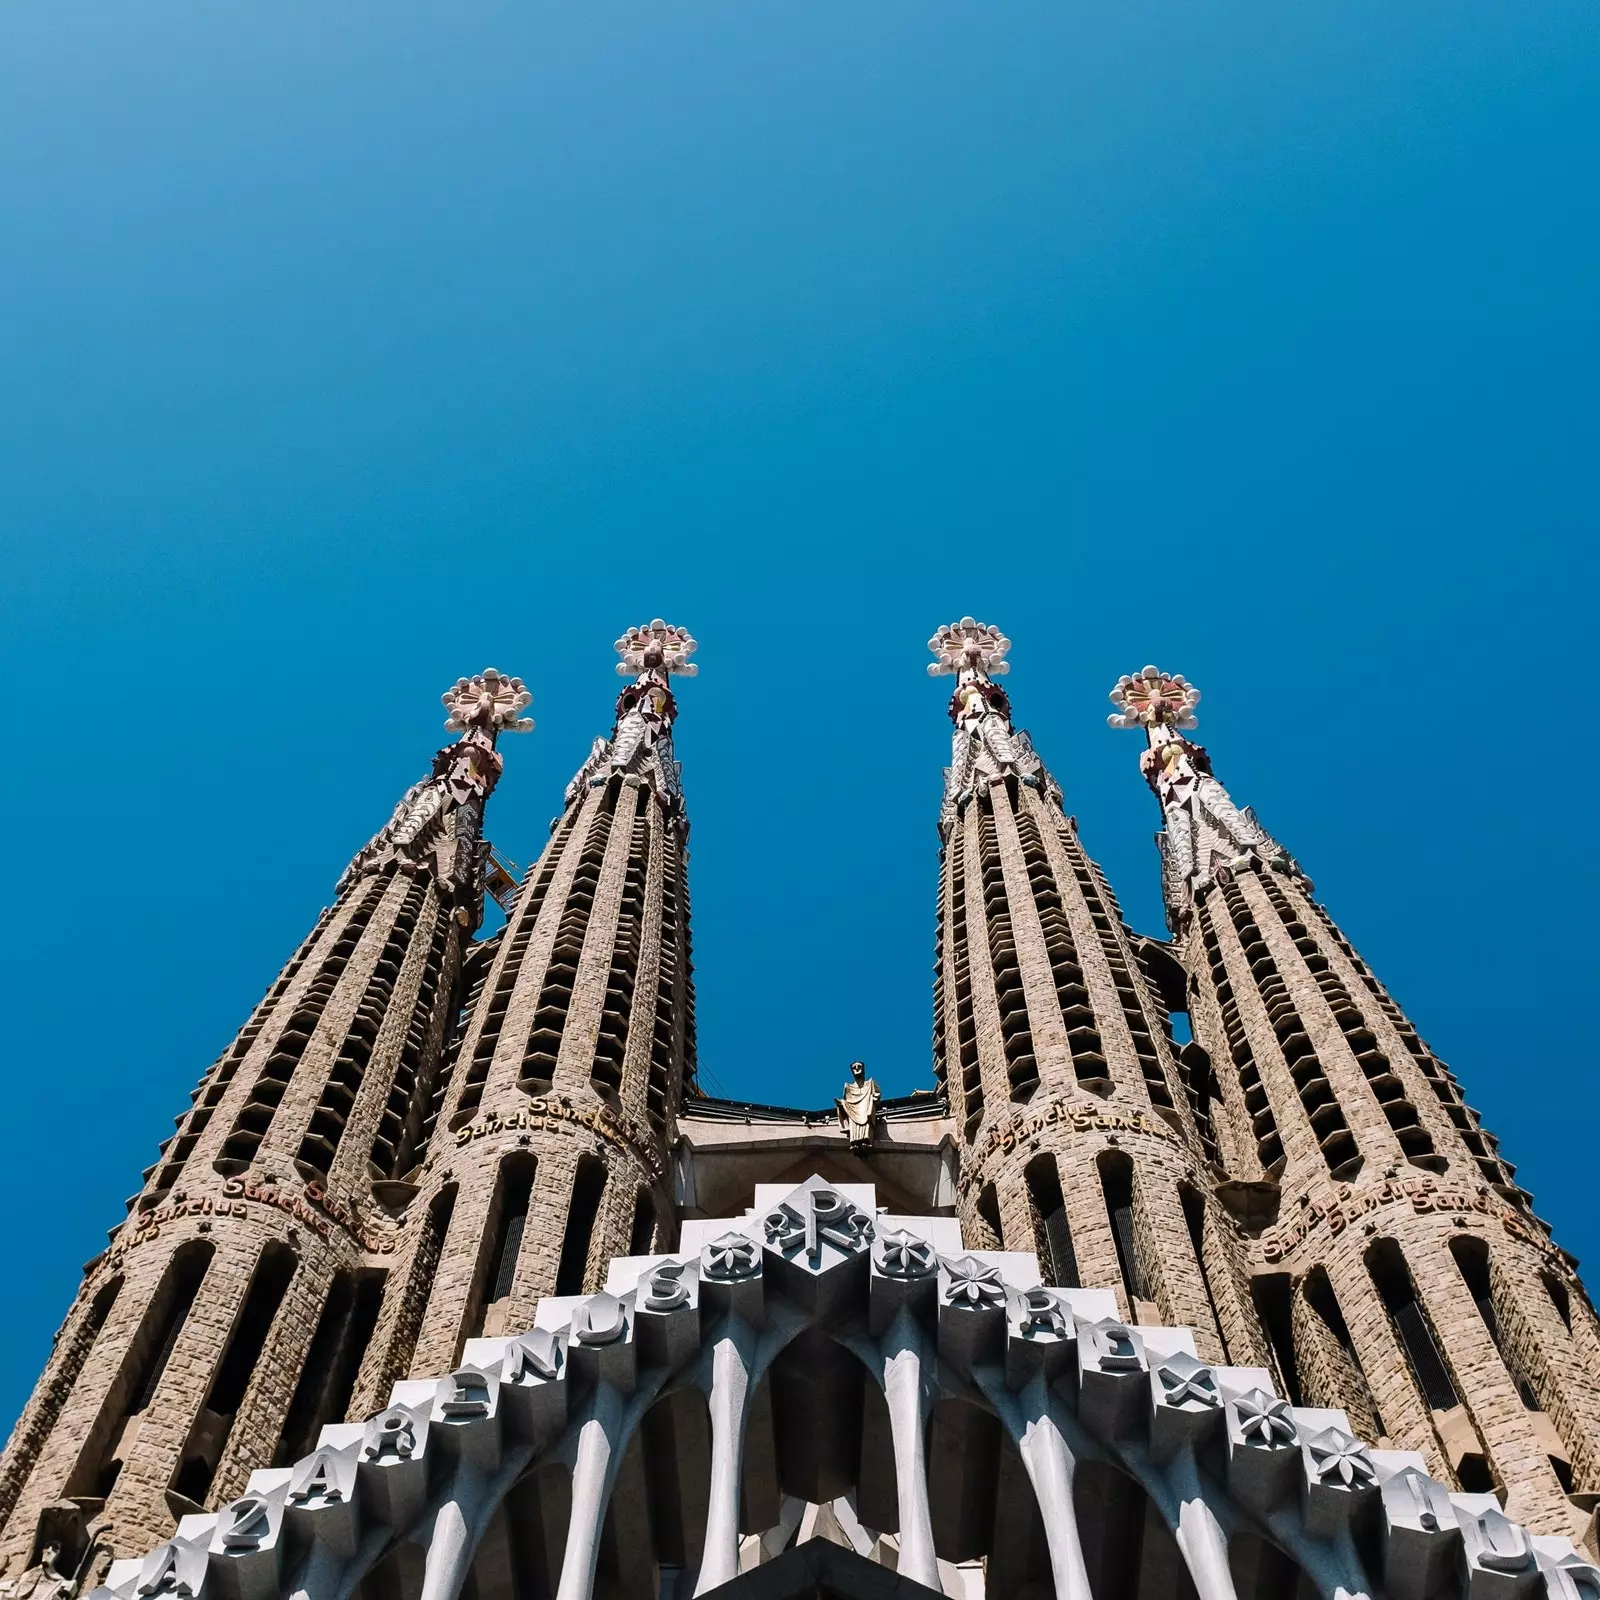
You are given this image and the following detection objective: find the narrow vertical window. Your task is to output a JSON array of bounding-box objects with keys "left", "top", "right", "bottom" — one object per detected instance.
[
  {"left": 1302, "top": 1268, "right": 1383, "bottom": 1436},
  {"left": 72, "top": 1242, "right": 214, "bottom": 1499},
  {"left": 174, "top": 1242, "right": 298, "bottom": 1505},
  {"left": 557, "top": 1157, "right": 608, "bottom": 1297},
  {"left": 630, "top": 1190, "right": 657, "bottom": 1256},
  {"left": 1368, "top": 1240, "right": 1458, "bottom": 1412},
  {"left": 1251, "top": 1273, "right": 1301, "bottom": 1406},
  {"left": 1179, "top": 1185, "right": 1227, "bottom": 1361},
  {"left": 1097, "top": 1152, "right": 1146, "bottom": 1310},
  {"left": 1451, "top": 1237, "right": 1539, "bottom": 1409},
  {"left": 975, "top": 1183, "right": 1003, "bottom": 1250},
  {"left": 472, "top": 1154, "right": 537, "bottom": 1339},
  {"left": 275, "top": 1269, "right": 386, "bottom": 1467},
  {"left": 1025, "top": 1155, "right": 1079, "bottom": 1288}
]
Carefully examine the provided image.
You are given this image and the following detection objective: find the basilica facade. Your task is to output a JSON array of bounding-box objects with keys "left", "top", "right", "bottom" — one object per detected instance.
[{"left": 1, "top": 620, "right": 1597, "bottom": 1600}]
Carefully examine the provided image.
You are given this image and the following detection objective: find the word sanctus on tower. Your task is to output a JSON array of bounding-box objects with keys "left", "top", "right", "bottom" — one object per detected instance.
[{"left": 3, "top": 619, "right": 1598, "bottom": 1600}]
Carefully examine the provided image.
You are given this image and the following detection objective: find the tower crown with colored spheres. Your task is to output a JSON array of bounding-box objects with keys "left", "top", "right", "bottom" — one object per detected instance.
[{"left": 1107, "top": 664, "right": 1300, "bottom": 933}]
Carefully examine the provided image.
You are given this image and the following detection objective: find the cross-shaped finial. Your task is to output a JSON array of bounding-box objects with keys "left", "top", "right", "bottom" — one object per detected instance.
[
  {"left": 1107, "top": 665, "right": 1200, "bottom": 731},
  {"left": 927, "top": 617, "right": 1011, "bottom": 678},
  {"left": 615, "top": 619, "right": 698, "bottom": 678},
  {"left": 442, "top": 669, "right": 534, "bottom": 734}
]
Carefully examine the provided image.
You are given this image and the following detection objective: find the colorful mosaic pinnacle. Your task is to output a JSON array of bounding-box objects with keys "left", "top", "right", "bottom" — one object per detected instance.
[
  {"left": 1107, "top": 663, "right": 1201, "bottom": 730},
  {"left": 441, "top": 668, "right": 534, "bottom": 734},
  {"left": 614, "top": 618, "right": 698, "bottom": 677}
]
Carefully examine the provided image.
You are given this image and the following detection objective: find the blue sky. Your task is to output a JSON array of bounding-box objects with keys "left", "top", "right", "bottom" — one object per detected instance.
[{"left": 0, "top": 1, "right": 1595, "bottom": 1432}]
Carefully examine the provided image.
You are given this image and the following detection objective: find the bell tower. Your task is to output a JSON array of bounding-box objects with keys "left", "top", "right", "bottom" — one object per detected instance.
[
  {"left": 1110, "top": 664, "right": 1600, "bottom": 1538},
  {"left": 0, "top": 671, "right": 532, "bottom": 1577},
  {"left": 927, "top": 621, "right": 1267, "bottom": 1367},
  {"left": 374, "top": 622, "right": 699, "bottom": 1387}
]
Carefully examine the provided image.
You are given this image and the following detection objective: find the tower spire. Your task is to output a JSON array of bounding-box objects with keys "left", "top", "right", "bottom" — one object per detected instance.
[
  {"left": 925, "top": 621, "right": 1263, "bottom": 1367},
  {"left": 340, "top": 669, "right": 533, "bottom": 911},
  {"left": 1107, "top": 665, "right": 1299, "bottom": 932},
  {"left": 927, "top": 617, "right": 1051, "bottom": 830},
  {"left": 566, "top": 619, "right": 697, "bottom": 812},
  {"left": 0, "top": 669, "right": 532, "bottom": 1570},
  {"left": 393, "top": 624, "right": 700, "bottom": 1380}
]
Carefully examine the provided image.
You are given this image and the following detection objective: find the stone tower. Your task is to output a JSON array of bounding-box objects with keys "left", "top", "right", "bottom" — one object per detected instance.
[
  {"left": 378, "top": 620, "right": 699, "bottom": 1388},
  {"left": 0, "top": 671, "right": 533, "bottom": 1580},
  {"left": 927, "top": 620, "right": 1267, "bottom": 1369},
  {"left": 1108, "top": 664, "right": 1600, "bottom": 1539}
]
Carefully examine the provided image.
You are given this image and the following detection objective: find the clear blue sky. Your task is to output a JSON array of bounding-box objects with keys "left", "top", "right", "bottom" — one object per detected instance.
[{"left": 0, "top": 1, "right": 1595, "bottom": 1433}]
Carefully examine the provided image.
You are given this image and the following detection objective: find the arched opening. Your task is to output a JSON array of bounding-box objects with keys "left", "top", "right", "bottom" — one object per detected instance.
[
  {"left": 1299, "top": 1268, "right": 1383, "bottom": 1439},
  {"left": 622, "top": 1387, "right": 713, "bottom": 1589},
  {"left": 1366, "top": 1239, "right": 1458, "bottom": 1412},
  {"left": 471, "top": 1463, "right": 571, "bottom": 1600},
  {"left": 1228, "top": 1532, "right": 1316, "bottom": 1600},
  {"left": 275, "top": 1268, "right": 387, "bottom": 1466},
  {"left": 1178, "top": 1185, "right": 1224, "bottom": 1358},
  {"left": 988, "top": 1426, "right": 1052, "bottom": 1600},
  {"left": 1097, "top": 1152, "right": 1148, "bottom": 1315},
  {"left": 630, "top": 1189, "right": 657, "bottom": 1256},
  {"left": 557, "top": 1157, "right": 608, "bottom": 1297},
  {"left": 1026, "top": 1155, "right": 1079, "bottom": 1288},
  {"left": 174, "top": 1240, "right": 299, "bottom": 1506},
  {"left": 769, "top": 1328, "right": 864, "bottom": 1505},
  {"left": 1075, "top": 1460, "right": 1197, "bottom": 1600},
  {"left": 928, "top": 1399, "right": 1000, "bottom": 1564},
  {"left": 1450, "top": 1236, "right": 1540, "bottom": 1409},
  {"left": 69, "top": 1240, "right": 215, "bottom": 1500},
  {"left": 473, "top": 1153, "right": 538, "bottom": 1339},
  {"left": 974, "top": 1183, "right": 1003, "bottom": 1250},
  {"left": 1250, "top": 1272, "right": 1301, "bottom": 1406}
]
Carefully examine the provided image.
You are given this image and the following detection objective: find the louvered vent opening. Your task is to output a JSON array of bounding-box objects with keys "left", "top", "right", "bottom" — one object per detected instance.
[
  {"left": 1054, "top": 823, "right": 1176, "bottom": 1116},
  {"left": 412, "top": 933, "right": 498, "bottom": 1164},
  {"left": 977, "top": 802, "right": 1037, "bottom": 1103},
  {"left": 1014, "top": 808, "right": 1108, "bottom": 1094},
  {"left": 1302, "top": 900, "right": 1530, "bottom": 1209},
  {"left": 214, "top": 879, "right": 387, "bottom": 1176},
  {"left": 370, "top": 910, "right": 451, "bottom": 1179},
  {"left": 518, "top": 782, "right": 620, "bottom": 1098},
  {"left": 1258, "top": 876, "right": 1444, "bottom": 1174},
  {"left": 948, "top": 827, "right": 984, "bottom": 1140},
  {"left": 1199, "top": 903, "right": 1282, "bottom": 1175},
  {"left": 451, "top": 808, "right": 580, "bottom": 1128},
  {"left": 647, "top": 824, "right": 688, "bottom": 1129},
  {"left": 296, "top": 879, "right": 427, "bottom": 1180},
  {"left": 1221, "top": 880, "right": 1360, "bottom": 1181},
  {"left": 591, "top": 787, "right": 650, "bottom": 1103},
  {"left": 141, "top": 912, "right": 334, "bottom": 1211}
]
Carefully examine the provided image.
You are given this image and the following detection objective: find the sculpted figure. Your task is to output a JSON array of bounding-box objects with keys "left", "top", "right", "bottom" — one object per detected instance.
[{"left": 836, "top": 1060, "right": 881, "bottom": 1147}]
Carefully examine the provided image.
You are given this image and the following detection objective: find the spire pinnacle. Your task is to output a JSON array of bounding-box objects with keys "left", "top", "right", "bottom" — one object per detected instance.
[
  {"left": 566, "top": 621, "right": 697, "bottom": 812},
  {"left": 442, "top": 668, "right": 534, "bottom": 734},
  {"left": 928, "top": 619, "right": 1046, "bottom": 829},
  {"left": 341, "top": 668, "right": 533, "bottom": 897},
  {"left": 1107, "top": 665, "right": 1300, "bottom": 928}
]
